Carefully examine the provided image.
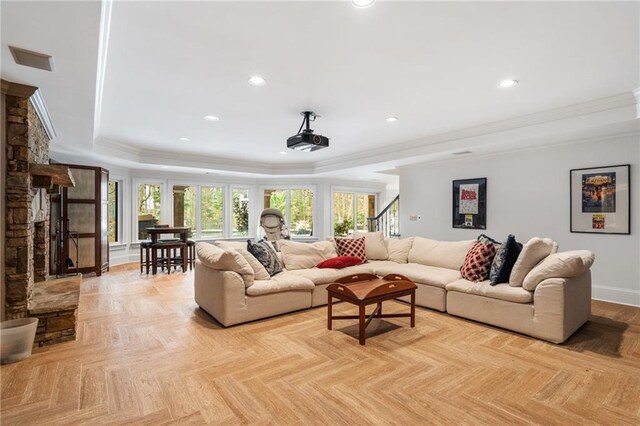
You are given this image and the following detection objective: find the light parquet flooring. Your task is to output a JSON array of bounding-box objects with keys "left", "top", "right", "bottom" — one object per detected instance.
[{"left": 1, "top": 264, "right": 639, "bottom": 425}]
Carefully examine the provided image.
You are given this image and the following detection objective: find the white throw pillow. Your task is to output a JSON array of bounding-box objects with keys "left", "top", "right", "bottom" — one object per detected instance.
[
  {"left": 408, "top": 237, "right": 475, "bottom": 270},
  {"left": 196, "top": 242, "right": 254, "bottom": 287},
  {"left": 522, "top": 250, "right": 594, "bottom": 291},
  {"left": 214, "top": 241, "right": 270, "bottom": 281},
  {"left": 509, "top": 237, "right": 556, "bottom": 287},
  {"left": 277, "top": 240, "right": 338, "bottom": 270},
  {"left": 354, "top": 231, "right": 389, "bottom": 260},
  {"left": 387, "top": 237, "right": 414, "bottom": 263}
]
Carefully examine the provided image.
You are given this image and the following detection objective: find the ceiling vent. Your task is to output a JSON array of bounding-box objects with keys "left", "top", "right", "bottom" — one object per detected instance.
[
  {"left": 9, "top": 46, "right": 54, "bottom": 71},
  {"left": 452, "top": 150, "right": 472, "bottom": 156}
]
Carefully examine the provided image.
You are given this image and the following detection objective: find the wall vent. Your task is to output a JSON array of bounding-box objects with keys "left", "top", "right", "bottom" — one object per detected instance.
[
  {"left": 452, "top": 150, "right": 472, "bottom": 156},
  {"left": 9, "top": 46, "right": 54, "bottom": 71}
]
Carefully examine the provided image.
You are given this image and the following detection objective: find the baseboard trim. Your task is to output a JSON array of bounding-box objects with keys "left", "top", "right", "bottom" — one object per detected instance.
[{"left": 592, "top": 285, "right": 640, "bottom": 307}]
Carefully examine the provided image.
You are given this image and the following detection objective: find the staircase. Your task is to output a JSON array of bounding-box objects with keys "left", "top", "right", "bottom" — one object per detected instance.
[{"left": 367, "top": 194, "right": 400, "bottom": 238}]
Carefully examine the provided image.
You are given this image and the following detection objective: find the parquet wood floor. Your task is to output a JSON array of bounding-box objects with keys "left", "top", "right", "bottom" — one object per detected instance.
[{"left": 1, "top": 264, "right": 639, "bottom": 425}]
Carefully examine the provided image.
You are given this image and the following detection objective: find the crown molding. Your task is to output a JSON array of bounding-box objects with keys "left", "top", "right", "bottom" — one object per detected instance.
[
  {"left": 85, "top": 91, "right": 639, "bottom": 176},
  {"left": 29, "top": 89, "right": 57, "bottom": 140}
]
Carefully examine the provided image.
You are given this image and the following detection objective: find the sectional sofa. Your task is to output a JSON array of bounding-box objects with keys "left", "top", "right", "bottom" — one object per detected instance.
[{"left": 194, "top": 233, "right": 594, "bottom": 344}]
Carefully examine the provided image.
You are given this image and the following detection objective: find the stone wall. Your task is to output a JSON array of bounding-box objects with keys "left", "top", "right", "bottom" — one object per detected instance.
[{"left": 4, "top": 94, "right": 50, "bottom": 319}]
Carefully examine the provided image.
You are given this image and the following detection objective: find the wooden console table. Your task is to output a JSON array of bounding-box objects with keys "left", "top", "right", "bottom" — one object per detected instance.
[{"left": 326, "top": 273, "right": 417, "bottom": 345}]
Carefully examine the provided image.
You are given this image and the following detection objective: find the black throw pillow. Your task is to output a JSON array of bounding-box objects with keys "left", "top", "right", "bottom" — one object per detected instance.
[
  {"left": 489, "top": 235, "right": 522, "bottom": 285},
  {"left": 247, "top": 239, "right": 282, "bottom": 276}
]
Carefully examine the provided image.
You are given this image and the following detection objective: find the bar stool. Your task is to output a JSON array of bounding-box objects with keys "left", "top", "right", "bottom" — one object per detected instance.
[
  {"left": 152, "top": 241, "right": 188, "bottom": 274},
  {"left": 187, "top": 240, "right": 196, "bottom": 270},
  {"left": 140, "top": 241, "right": 153, "bottom": 274}
]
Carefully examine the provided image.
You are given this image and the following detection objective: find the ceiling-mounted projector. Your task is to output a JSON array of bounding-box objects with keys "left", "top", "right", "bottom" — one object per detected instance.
[{"left": 287, "top": 111, "right": 329, "bottom": 152}]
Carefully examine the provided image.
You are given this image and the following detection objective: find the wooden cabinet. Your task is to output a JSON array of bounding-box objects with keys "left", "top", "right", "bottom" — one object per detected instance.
[{"left": 50, "top": 164, "right": 109, "bottom": 276}]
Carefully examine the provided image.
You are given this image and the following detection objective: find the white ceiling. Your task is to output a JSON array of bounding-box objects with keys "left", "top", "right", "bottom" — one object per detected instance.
[{"left": 1, "top": 1, "right": 639, "bottom": 180}]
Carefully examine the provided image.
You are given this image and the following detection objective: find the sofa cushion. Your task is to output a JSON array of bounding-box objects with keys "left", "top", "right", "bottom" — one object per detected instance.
[
  {"left": 334, "top": 237, "right": 367, "bottom": 262},
  {"left": 509, "top": 237, "right": 556, "bottom": 287},
  {"left": 460, "top": 241, "right": 496, "bottom": 282},
  {"left": 374, "top": 263, "right": 460, "bottom": 289},
  {"left": 196, "top": 242, "right": 254, "bottom": 287},
  {"left": 247, "top": 240, "right": 282, "bottom": 276},
  {"left": 245, "top": 272, "right": 315, "bottom": 296},
  {"left": 522, "top": 250, "right": 595, "bottom": 291},
  {"left": 317, "top": 256, "right": 363, "bottom": 269},
  {"left": 489, "top": 234, "right": 522, "bottom": 285},
  {"left": 408, "top": 237, "right": 475, "bottom": 270},
  {"left": 288, "top": 263, "right": 376, "bottom": 285},
  {"left": 214, "top": 241, "right": 270, "bottom": 281},
  {"left": 387, "top": 237, "right": 414, "bottom": 263},
  {"left": 446, "top": 279, "right": 533, "bottom": 304},
  {"left": 277, "top": 240, "right": 337, "bottom": 270},
  {"left": 354, "top": 231, "right": 389, "bottom": 260}
]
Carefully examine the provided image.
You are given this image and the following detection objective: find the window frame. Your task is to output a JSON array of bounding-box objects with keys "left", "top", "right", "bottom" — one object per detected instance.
[
  {"left": 230, "top": 185, "right": 252, "bottom": 239},
  {"left": 133, "top": 179, "right": 165, "bottom": 242},
  {"left": 330, "top": 186, "right": 380, "bottom": 236},
  {"left": 260, "top": 185, "right": 317, "bottom": 239},
  {"left": 108, "top": 178, "right": 124, "bottom": 245}
]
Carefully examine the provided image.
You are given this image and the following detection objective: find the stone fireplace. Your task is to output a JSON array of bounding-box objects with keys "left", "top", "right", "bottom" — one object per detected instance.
[{"left": 2, "top": 79, "right": 79, "bottom": 346}]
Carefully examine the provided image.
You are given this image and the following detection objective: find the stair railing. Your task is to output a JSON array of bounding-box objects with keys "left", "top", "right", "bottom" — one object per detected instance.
[{"left": 366, "top": 194, "right": 400, "bottom": 237}]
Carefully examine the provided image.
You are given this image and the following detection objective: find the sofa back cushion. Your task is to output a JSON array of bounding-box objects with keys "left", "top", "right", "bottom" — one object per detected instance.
[
  {"left": 354, "top": 231, "right": 389, "bottom": 260},
  {"left": 278, "top": 240, "right": 338, "bottom": 270},
  {"left": 522, "top": 250, "right": 594, "bottom": 291},
  {"left": 408, "top": 238, "right": 476, "bottom": 270},
  {"left": 387, "top": 237, "right": 414, "bottom": 263},
  {"left": 214, "top": 241, "right": 270, "bottom": 280},
  {"left": 196, "top": 242, "right": 254, "bottom": 287},
  {"left": 509, "top": 237, "right": 556, "bottom": 287}
]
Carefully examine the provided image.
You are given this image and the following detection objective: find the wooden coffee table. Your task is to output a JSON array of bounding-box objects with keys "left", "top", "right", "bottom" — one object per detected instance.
[{"left": 326, "top": 273, "right": 417, "bottom": 345}]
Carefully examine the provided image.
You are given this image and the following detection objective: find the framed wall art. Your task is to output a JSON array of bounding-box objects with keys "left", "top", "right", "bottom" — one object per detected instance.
[
  {"left": 570, "top": 164, "right": 630, "bottom": 234},
  {"left": 452, "top": 178, "right": 486, "bottom": 229}
]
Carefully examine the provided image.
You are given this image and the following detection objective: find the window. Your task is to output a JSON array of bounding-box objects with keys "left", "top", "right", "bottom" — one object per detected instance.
[
  {"left": 333, "top": 191, "right": 377, "bottom": 236},
  {"left": 333, "top": 192, "right": 354, "bottom": 236},
  {"left": 201, "top": 186, "right": 224, "bottom": 237},
  {"left": 264, "top": 188, "right": 314, "bottom": 237},
  {"left": 172, "top": 185, "right": 196, "bottom": 236},
  {"left": 137, "top": 183, "right": 162, "bottom": 240},
  {"left": 108, "top": 180, "right": 119, "bottom": 243},
  {"left": 232, "top": 188, "right": 249, "bottom": 237}
]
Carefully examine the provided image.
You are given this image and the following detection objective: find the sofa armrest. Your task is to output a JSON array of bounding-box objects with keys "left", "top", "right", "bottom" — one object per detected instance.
[
  {"left": 194, "top": 260, "right": 249, "bottom": 326},
  {"left": 532, "top": 271, "right": 591, "bottom": 343}
]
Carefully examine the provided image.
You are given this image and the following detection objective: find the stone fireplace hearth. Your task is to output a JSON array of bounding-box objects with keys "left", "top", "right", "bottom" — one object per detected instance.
[{"left": 2, "top": 79, "right": 80, "bottom": 347}]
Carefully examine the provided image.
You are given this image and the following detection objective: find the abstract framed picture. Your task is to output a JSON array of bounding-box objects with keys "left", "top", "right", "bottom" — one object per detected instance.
[
  {"left": 570, "top": 164, "right": 630, "bottom": 234},
  {"left": 452, "top": 178, "right": 486, "bottom": 229}
]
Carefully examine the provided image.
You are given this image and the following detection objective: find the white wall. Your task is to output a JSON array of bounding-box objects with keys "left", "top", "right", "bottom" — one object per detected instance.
[{"left": 399, "top": 134, "right": 640, "bottom": 306}]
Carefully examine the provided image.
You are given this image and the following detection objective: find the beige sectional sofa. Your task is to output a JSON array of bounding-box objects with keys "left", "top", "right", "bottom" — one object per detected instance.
[{"left": 194, "top": 234, "right": 594, "bottom": 344}]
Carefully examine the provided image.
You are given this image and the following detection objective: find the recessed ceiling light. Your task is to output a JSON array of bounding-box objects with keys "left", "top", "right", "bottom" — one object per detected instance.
[
  {"left": 279, "top": 151, "right": 287, "bottom": 155},
  {"left": 179, "top": 137, "right": 190, "bottom": 141},
  {"left": 352, "top": 0, "right": 376, "bottom": 8},
  {"left": 386, "top": 116, "right": 398, "bottom": 122},
  {"left": 498, "top": 79, "right": 518, "bottom": 88},
  {"left": 203, "top": 115, "right": 219, "bottom": 121},
  {"left": 248, "top": 75, "right": 266, "bottom": 86}
]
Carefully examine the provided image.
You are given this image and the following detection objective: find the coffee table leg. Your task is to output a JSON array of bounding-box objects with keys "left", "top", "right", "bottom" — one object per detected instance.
[
  {"left": 359, "top": 304, "right": 366, "bottom": 345},
  {"left": 410, "top": 290, "right": 416, "bottom": 328},
  {"left": 327, "top": 295, "right": 332, "bottom": 330}
]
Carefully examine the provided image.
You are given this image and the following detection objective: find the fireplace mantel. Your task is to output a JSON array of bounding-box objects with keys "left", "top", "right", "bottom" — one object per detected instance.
[{"left": 29, "top": 163, "right": 76, "bottom": 189}]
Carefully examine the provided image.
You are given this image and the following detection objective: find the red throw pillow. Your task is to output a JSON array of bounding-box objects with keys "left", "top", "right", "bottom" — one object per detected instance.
[
  {"left": 461, "top": 241, "right": 497, "bottom": 282},
  {"left": 317, "top": 256, "right": 363, "bottom": 269},
  {"left": 334, "top": 237, "right": 367, "bottom": 263}
]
